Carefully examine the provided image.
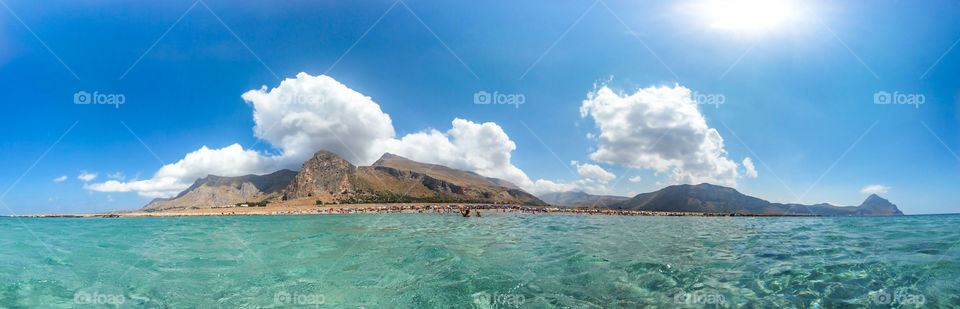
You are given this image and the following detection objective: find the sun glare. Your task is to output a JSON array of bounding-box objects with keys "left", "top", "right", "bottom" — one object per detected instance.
[{"left": 702, "top": 0, "right": 797, "bottom": 31}]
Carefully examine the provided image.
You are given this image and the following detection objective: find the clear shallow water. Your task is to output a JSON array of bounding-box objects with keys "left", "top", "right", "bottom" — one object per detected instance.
[{"left": 0, "top": 214, "right": 958, "bottom": 308}]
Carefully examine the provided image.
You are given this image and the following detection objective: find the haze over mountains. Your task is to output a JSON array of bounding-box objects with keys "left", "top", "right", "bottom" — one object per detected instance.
[{"left": 141, "top": 149, "right": 903, "bottom": 216}]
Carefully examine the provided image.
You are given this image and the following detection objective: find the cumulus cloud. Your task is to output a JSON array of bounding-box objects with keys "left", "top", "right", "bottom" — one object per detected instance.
[
  {"left": 742, "top": 157, "right": 758, "bottom": 178},
  {"left": 85, "top": 144, "right": 280, "bottom": 198},
  {"left": 860, "top": 185, "right": 890, "bottom": 195},
  {"left": 530, "top": 179, "right": 578, "bottom": 193},
  {"left": 53, "top": 176, "right": 67, "bottom": 183},
  {"left": 572, "top": 162, "right": 616, "bottom": 183},
  {"left": 77, "top": 172, "right": 97, "bottom": 182},
  {"left": 241, "top": 73, "right": 396, "bottom": 165},
  {"left": 379, "top": 118, "right": 535, "bottom": 189},
  {"left": 579, "top": 84, "right": 741, "bottom": 186},
  {"left": 628, "top": 176, "right": 642, "bottom": 183},
  {"left": 87, "top": 72, "right": 563, "bottom": 198}
]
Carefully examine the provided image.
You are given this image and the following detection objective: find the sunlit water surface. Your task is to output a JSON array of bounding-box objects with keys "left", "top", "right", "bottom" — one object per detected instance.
[{"left": 1, "top": 214, "right": 957, "bottom": 308}]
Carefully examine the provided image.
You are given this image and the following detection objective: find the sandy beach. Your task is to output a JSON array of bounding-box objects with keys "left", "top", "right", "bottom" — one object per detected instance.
[{"left": 20, "top": 201, "right": 819, "bottom": 218}]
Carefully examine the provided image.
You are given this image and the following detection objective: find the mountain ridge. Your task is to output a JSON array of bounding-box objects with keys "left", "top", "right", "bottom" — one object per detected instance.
[
  {"left": 142, "top": 151, "right": 547, "bottom": 210},
  {"left": 604, "top": 183, "right": 903, "bottom": 216},
  {"left": 283, "top": 152, "right": 547, "bottom": 205},
  {"left": 142, "top": 169, "right": 297, "bottom": 211},
  {"left": 140, "top": 151, "right": 903, "bottom": 216}
]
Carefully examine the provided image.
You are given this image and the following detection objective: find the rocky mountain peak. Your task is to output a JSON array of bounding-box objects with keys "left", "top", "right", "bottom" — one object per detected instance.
[
  {"left": 858, "top": 194, "right": 903, "bottom": 215},
  {"left": 281, "top": 150, "right": 357, "bottom": 200},
  {"left": 372, "top": 152, "right": 409, "bottom": 166}
]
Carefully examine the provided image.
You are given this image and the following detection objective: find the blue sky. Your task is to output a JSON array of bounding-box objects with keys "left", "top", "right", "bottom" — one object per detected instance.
[{"left": 0, "top": 0, "right": 958, "bottom": 215}]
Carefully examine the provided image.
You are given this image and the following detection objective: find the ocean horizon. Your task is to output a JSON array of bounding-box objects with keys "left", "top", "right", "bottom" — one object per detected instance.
[{"left": 2, "top": 213, "right": 957, "bottom": 307}]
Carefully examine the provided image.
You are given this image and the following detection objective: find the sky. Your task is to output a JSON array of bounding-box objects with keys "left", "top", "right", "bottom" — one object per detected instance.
[{"left": 0, "top": 0, "right": 958, "bottom": 215}]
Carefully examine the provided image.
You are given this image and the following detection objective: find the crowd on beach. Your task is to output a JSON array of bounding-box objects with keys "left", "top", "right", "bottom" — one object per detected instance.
[
  {"left": 26, "top": 204, "right": 784, "bottom": 218},
  {"left": 262, "top": 204, "right": 752, "bottom": 217}
]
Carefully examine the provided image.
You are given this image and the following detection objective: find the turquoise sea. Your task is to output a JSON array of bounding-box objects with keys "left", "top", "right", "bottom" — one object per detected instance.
[{"left": 1, "top": 213, "right": 958, "bottom": 308}]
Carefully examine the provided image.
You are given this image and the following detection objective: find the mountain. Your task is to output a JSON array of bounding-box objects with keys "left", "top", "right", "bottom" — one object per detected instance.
[
  {"left": 139, "top": 152, "right": 900, "bottom": 216},
  {"left": 777, "top": 194, "right": 904, "bottom": 216},
  {"left": 859, "top": 194, "right": 904, "bottom": 215},
  {"left": 610, "top": 183, "right": 779, "bottom": 213},
  {"left": 281, "top": 151, "right": 546, "bottom": 205},
  {"left": 607, "top": 183, "right": 904, "bottom": 216},
  {"left": 142, "top": 170, "right": 297, "bottom": 211},
  {"left": 281, "top": 150, "right": 357, "bottom": 201},
  {"left": 539, "top": 191, "right": 629, "bottom": 207},
  {"left": 141, "top": 151, "right": 547, "bottom": 210}
]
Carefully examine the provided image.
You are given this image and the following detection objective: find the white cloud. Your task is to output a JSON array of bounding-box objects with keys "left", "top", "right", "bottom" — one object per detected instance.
[
  {"left": 379, "top": 118, "right": 535, "bottom": 189},
  {"left": 527, "top": 161, "right": 616, "bottom": 194},
  {"left": 530, "top": 179, "right": 578, "bottom": 193},
  {"left": 860, "top": 185, "right": 890, "bottom": 195},
  {"left": 579, "top": 84, "right": 741, "bottom": 186},
  {"left": 628, "top": 176, "right": 642, "bottom": 183},
  {"left": 572, "top": 162, "right": 616, "bottom": 183},
  {"left": 241, "top": 72, "right": 396, "bottom": 165},
  {"left": 742, "top": 157, "right": 758, "bottom": 178},
  {"left": 85, "top": 144, "right": 281, "bottom": 198},
  {"left": 53, "top": 175, "right": 67, "bottom": 183},
  {"left": 107, "top": 172, "right": 125, "bottom": 180},
  {"left": 77, "top": 172, "right": 97, "bottom": 182},
  {"left": 86, "top": 73, "right": 562, "bottom": 198}
]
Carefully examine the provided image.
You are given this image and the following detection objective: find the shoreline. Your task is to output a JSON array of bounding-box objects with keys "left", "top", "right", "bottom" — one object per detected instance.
[{"left": 15, "top": 203, "right": 821, "bottom": 218}]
